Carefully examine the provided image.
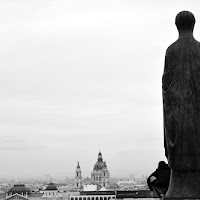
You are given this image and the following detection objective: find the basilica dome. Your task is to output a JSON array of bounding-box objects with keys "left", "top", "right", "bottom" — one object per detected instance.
[
  {"left": 93, "top": 152, "right": 107, "bottom": 170},
  {"left": 93, "top": 161, "right": 105, "bottom": 170}
]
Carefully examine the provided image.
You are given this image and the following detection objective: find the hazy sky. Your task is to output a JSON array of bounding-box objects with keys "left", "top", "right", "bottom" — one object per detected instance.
[{"left": 1, "top": 0, "right": 200, "bottom": 179}]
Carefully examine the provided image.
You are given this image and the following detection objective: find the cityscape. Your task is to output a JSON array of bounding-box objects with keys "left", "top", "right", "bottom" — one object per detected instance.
[{"left": 0, "top": 151, "right": 148, "bottom": 200}]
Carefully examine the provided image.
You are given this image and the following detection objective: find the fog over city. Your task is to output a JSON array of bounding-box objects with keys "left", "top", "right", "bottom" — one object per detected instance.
[{"left": 0, "top": 0, "right": 200, "bottom": 179}]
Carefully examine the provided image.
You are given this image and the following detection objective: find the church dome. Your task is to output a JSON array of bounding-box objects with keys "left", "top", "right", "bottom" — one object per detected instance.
[
  {"left": 45, "top": 183, "right": 58, "bottom": 191},
  {"left": 8, "top": 184, "right": 30, "bottom": 194},
  {"left": 93, "top": 161, "right": 105, "bottom": 170},
  {"left": 93, "top": 151, "right": 105, "bottom": 170}
]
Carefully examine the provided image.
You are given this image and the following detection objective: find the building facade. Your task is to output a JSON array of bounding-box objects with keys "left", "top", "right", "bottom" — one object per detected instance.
[
  {"left": 91, "top": 152, "right": 110, "bottom": 188},
  {"left": 6, "top": 184, "right": 30, "bottom": 200},
  {"left": 42, "top": 182, "right": 59, "bottom": 198},
  {"left": 69, "top": 194, "right": 116, "bottom": 200}
]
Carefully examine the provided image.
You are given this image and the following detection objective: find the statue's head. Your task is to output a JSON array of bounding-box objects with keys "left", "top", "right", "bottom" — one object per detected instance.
[{"left": 175, "top": 11, "right": 195, "bottom": 32}]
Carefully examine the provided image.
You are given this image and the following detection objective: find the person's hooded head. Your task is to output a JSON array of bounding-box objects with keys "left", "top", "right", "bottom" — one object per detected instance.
[{"left": 158, "top": 161, "right": 167, "bottom": 168}]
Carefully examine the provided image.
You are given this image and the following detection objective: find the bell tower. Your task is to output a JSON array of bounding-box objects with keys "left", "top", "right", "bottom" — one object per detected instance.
[
  {"left": 102, "top": 161, "right": 110, "bottom": 187},
  {"left": 75, "top": 162, "right": 82, "bottom": 188}
]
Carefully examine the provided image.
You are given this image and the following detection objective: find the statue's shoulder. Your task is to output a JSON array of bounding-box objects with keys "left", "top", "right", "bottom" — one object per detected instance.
[
  {"left": 194, "top": 39, "right": 200, "bottom": 48},
  {"left": 194, "top": 38, "right": 200, "bottom": 44},
  {"left": 167, "top": 40, "right": 179, "bottom": 52},
  {"left": 165, "top": 40, "right": 179, "bottom": 58}
]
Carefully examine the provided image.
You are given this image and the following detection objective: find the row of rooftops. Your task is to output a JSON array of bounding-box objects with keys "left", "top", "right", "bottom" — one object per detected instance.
[{"left": 7, "top": 183, "right": 58, "bottom": 195}]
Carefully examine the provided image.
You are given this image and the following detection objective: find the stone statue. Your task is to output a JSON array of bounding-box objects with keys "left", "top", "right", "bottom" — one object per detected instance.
[{"left": 163, "top": 11, "right": 200, "bottom": 198}]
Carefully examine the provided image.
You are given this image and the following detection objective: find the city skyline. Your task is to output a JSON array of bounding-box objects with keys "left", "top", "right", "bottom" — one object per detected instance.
[{"left": 1, "top": 0, "right": 200, "bottom": 178}]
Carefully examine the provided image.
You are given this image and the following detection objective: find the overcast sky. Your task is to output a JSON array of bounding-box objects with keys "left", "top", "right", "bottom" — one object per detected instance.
[{"left": 1, "top": 0, "right": 200, "bottom": 179}]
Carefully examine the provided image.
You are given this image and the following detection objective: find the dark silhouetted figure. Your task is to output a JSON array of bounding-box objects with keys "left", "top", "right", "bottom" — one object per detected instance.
[
  {"left": 147, "top": 161, "right": 170, "bottom": 197},
  {"left": 163, "top": 11, "right": 200, "bottom": 198}
]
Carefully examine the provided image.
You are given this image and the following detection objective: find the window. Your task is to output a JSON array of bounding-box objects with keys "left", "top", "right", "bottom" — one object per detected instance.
[
  {"left": 75, "top": 197, "right": 78, "bottom": 200},
  {"left": 79, "top": 197, "right": 82, "bottom": 200},
  {"left": 100, "top": 197, "right": 103, "bottom": 200},
  {"left": 87, "top": 197, "right": 90, "bottom": 200},
  {"left": 83, "top": 197, "right": 86, "bottom": 200},
  {"left": 104, "top": 197, "right": 107, "bottom": 200},
  {"left": 96, "top": 197, "right": 98, "bottom": 200},
  {"left": 92, "top": 197, "right": 95, "bottom": 200}
]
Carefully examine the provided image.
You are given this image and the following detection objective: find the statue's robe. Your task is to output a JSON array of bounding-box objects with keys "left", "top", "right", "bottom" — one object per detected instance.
[{"left": 163, "top": 36, "right": 200, "bottom": 170}]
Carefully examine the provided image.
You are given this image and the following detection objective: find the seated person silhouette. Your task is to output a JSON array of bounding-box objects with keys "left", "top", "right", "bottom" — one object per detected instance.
[{"left": 147, "top": 161, "right": 170, "bottom": 197}]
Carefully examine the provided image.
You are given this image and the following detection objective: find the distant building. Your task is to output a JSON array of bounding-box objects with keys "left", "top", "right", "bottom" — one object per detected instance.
[
  {"left": 42, "top": 182, "right": 59, "bottom": 198},
  {"left": 6, "top": 184, "right": 30, "bottom": 200},
  {"left": 117, "top": 180, "right": 136, "bottom": 191},
  {"left": 91, "top": 152, "right": 110, "bottom": 188},
  {"left": 69, "top": 192, "right": 116, "bottom": 200},
  {"left": 0, "top": 183, "right": 76, "bottom": 200},
  {"left": 74, "top": 152, "right": 110, "bottom": 190},
  {"left": 74, "top": 162, "right": 82, "bottom": 189},
  {"left": 82, "top": 177, "right": 92, "bottom": 186},
  {"left": 83, "top": 185, "right": 97, "bottom": 192}
]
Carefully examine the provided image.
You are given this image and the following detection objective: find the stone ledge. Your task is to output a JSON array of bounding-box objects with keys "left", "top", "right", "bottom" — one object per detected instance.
[
  {"left": 163, "top": 197, "right": 200, "bottom": 200},
  {"left": 122, "top": 198, "right": 160, "bottom": 200}
]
